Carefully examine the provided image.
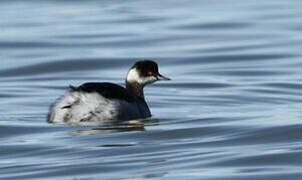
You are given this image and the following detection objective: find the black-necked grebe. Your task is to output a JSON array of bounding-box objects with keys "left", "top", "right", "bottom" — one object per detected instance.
[{"left": 48, "top": 60, "right": 170, "bottom": 124}]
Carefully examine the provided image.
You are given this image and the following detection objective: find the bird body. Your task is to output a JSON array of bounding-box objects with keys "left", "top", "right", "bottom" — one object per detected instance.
[{"left": 48, "top": 60, "right": 170, "bottom": 125}]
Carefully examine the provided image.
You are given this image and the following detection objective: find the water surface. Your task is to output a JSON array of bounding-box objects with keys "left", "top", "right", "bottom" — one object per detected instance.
[{"left": 1, "top": 0, "right": 302, "bottom": 179}]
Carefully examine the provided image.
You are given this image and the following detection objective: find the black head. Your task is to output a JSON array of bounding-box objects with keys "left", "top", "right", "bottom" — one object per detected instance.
[
  {"left": 126, "top": 60, "right": 170, "bottom": 85},
  {"left": 132, "top": 60, "right": 159, "bottom": 77}
]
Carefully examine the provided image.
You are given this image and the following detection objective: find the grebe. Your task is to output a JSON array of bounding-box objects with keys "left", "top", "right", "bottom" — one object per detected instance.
[{"left": 48, "top": 60, "right": 170, "bottom": 124}]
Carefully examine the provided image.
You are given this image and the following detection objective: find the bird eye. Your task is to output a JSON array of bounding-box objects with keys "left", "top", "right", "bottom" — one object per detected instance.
[{"left": 147, "top": 71, "right": 155, "bottom": 76}]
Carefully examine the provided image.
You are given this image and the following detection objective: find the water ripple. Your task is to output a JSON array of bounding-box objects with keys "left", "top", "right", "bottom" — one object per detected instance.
[{"left": 1, "top": 0, "right": 302, "bottom": 179}]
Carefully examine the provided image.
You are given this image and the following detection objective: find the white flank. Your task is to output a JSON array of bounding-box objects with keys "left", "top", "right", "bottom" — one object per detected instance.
[{"left": 49, "top": 89, "right": 149, "bottom": 125}]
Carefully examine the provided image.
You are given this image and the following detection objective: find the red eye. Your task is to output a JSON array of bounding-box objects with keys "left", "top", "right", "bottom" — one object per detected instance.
[{"left": 148, "top": 71, "right": 155, "bottom": 76}]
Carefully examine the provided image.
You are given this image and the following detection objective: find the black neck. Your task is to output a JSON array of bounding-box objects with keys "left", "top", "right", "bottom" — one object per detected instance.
[{"left": 126, "top": 81, "right": 144, "bottom": 99}]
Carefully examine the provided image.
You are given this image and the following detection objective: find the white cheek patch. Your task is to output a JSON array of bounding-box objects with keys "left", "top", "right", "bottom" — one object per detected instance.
[
  {"left": 127, "top": 68, "right": 142, "bottom": 83},
  {"left": 144, "top": 76, "right": 157, "bottom": 85},
  {"left": 126, "top": 68, "right": 157, "bottom": 85}
]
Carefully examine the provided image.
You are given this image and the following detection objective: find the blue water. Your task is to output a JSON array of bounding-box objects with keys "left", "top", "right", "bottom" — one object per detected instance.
[{"left": 1, "top": 0, "right": 302, "bottom": 179}]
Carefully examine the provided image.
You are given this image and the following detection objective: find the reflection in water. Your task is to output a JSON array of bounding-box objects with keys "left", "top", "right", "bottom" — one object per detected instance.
[
  {"left": 132, "top": 172, "right": 168, "bottom": 179},
  {"left": 70, "top": 126, "right": 145, "bottom": 136},
  {"left": 69, "top": 118, "right": 159, "bottom": 136}
]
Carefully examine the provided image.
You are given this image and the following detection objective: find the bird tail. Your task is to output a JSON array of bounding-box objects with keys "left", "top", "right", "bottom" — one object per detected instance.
[{"left": 69, "top": 85, "right": 78, "bottom": 91}]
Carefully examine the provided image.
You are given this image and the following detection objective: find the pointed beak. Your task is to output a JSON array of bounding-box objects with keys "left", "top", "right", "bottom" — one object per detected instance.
[{"left": 156, "top": 73, "right": 171, "bottom": 80}]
